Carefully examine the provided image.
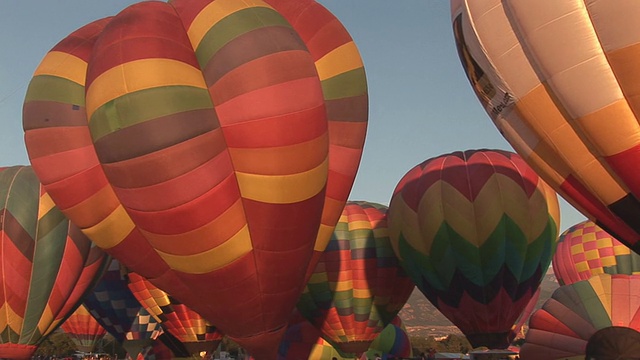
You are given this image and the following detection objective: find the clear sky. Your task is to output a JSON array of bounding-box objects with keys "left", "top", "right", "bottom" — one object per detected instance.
[{"left": 0, "top": 0, "right": 586, "bottom": 232}]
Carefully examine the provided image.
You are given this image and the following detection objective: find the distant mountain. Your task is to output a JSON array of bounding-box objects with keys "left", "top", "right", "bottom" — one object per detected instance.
[{"left": 398, "top": 271, "right": 560, "bottom": 337}]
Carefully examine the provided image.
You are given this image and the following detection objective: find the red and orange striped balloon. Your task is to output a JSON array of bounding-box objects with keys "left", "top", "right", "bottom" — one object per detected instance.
[
  {"left": 0, "top": 166, "right": 108, "bottom": 359},
  {"left": 60, "top": 305, "right": 107, "bottom": 353},
  {"left": 22, "top": 0, "right": 366, "bottom": 357}
]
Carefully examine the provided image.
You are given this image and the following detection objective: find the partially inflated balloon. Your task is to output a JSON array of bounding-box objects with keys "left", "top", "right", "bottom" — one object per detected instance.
[
  {"left": 123, "top": 308, "right": 163, "bottom": 359},
  {"left": 0, "top": 166, "right": 108, "bottom": 359},
  {"left": 60, "top": 305, "right": 107, "bottom": 353},
  {"left": 127, "top": 272, "right": 223, "bottom": 358},
  {"left": 553, "top": 220, "right": 640, "bottom": 286},
  {"left": 450, "top": 0, "right": 640, "bottom": 254},
  {"left": 365, "top": 317, "right": 412, "bottom": 359},
  {"left": 520, "top": 274, "right": 640, "bottom": 360},
  {"left": 297, "top": 201, "right": 415, "bottom": 356},
  {"left": 22, "top": 0, "right": 367, "bottom": 357},
  {"left": 585, "top": 326, "right": 640, "bottom": 360},
  {"left": 83, "top": 259, "right": 144, "bottom": 344},
  {"left": 388, "top": 149, "right": 560, "bottom": 349}
]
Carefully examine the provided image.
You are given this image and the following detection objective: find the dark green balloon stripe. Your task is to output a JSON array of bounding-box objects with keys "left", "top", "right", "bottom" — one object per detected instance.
[
  {"left": 24, "top": 75, "right": 85, "bottom": 106},
  {"left": 552, "top": 281, "right": 611, "bottom": 330},
  {"left": 0, "top": 326, "right": 20, "bottom": 345},
  {"left": 427, "top": 214, "right": 556, "bottom": 288},
  {"left": 520, "top": 217, "right": 557, "bottom": 280},
  {"left": 195, "top": 7, "right": 291, "bottom": 69},
  {"left": 21, "top": 219, "right": 68, "bottom": 342},
  {"left": 398, "top": 231, "right": 545, "bottom": 306},
  {"left": 36, "top": 206, "right": 68, "bottom": 241},
  {"left": 89, "top": 85, "right": 213, "bottom": 141},
  {"left": 321, "top": 67, "right": 367, "bottom": 101},
  {"left": 3, "top": 168, "right": 40, "bottom": 243}
]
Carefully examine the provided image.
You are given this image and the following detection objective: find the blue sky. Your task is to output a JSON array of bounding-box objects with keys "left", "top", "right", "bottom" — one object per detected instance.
[{"left": 0, "top": 0, "right": 586, "bottom": 232}]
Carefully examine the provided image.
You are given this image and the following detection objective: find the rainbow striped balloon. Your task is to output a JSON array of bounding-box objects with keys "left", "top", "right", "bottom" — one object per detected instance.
[
  {"left": 60, "top": 305, "right": 107, "bottom": 353},
  {"left": 297, "top": 201, "right": 415, "bottom": 356},
  {"left": 388, "top": 149, "right": 560, "bottom": 349},
  {"left": 22, "top": 0, "right": 367, "bottom": 356},
  {"left": 521, "top": 274, "right": 640, "bottom": 360}
]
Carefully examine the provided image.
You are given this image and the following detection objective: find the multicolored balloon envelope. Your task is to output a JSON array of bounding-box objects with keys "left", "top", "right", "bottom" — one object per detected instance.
[
  {"left": 387, "top": 149, "right": 560, "bottom": 349},
  {"left": 22, "top": 0, "right": 367, "bottom": 357},
  {"left": 60, "top": 305, "right": 108, "bottom": 353},
  {"left": 123, "top": 308, "right": 163, "bottom": 359},
  {"left": 553, "top": 220, "right": 640, "bottom": 286},
  {"left": 297, "top": 201, "right": 415, "bottom": 355},
  {"left": 83, "top": 259, "right": 144, "bottom": 344},
  {"left": 450, "top": 0, "right": 640, "bottom": 255},
  {"left": 0, "top": 166, "right": 109, "bottom": 360},
  {"left": 127, "top": 272, "right": 223, "bottom": 357},
  {"left": 520, "top": 274, "right": 640, "bottom": 360}
]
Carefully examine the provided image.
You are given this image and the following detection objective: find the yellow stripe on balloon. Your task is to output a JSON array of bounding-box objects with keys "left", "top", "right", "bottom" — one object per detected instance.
[
  {"left": 236, "top": 157, "right": 328, "bottom": 204},
  {"left": 82, "top": 205, "right": 135, "bottom": 249},
  {"left": 388, "top": 194, "right": 431, "bottom": 257},
  {"left": 86, "top": 59, "right": 208, "bottom": 119},
  {"left": 347, "top": 220, "right": 372, "bottom": 231},
  {"left": 33, "top": 51, "right": 87, "bottom": 86},
  {"left": 314, "top": 224, "right": 334, "bottom": 251},
  {"left": 332, "top": 280, "right": 353, "bottom": 292},
  {"left": 36, "top": 305, "right": 55, "bottom": 336},
  {"left": 187, "top": 0, "right": 273, "bottom": 50},
  {"left": 419, "top": 180, "right": 472, "bottom": 244},
  {"left": 589, "top": 275, "right": 612, "bottom": 320},
  {"left": 0, "top": 304, "right": 10, "bottom": 333},
  {"left": 157, "top": 225, "right": 252, "bottom": 274},
  {"left": 353, "top": 288, "right": 372, "bottom": 298},
  {"left": 315, "top": 42, "right": 364, "bottom": 81},
  {"left": 38, "top": 192, "right": 56, "bottom": 220}
]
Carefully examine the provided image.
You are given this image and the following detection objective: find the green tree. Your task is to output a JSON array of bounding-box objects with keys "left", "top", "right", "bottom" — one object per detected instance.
[{"left": 35, "top": 332, "right": 76, "bottom": 357}]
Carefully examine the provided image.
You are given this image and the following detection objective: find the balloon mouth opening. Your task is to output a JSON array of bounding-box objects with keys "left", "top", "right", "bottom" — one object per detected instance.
[
  {"left": 336, "top": 340, "right": 373, "bottom": 356},
  {"left": 0, "top": 343, "right": 37, "bottom": 359},
  {"left": 465, "top": 331, "right": 513, "bottom": 349}
]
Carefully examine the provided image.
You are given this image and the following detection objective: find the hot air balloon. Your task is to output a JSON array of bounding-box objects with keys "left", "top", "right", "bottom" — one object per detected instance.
[
  {"left": 297, "top": 201, "right": 415, "bottom": 356},
  {"left": 387, "top": 149, "right": 560, "bottom": 349},
  {"left": 123, "top": 308, "right": 163, "bottom": 360},
  {"left": 585, "top": 326, "right": 640, "bottom": 360},
  {"left": 60, "top": 305, "right": 108, "bottom": 354},
  {"left": 127, "top": 271, "right": 223, "bottom": 358},
  {"left": 0, "top": 166, "right": 109, "bottom": 359},
  {"left": 22, "top": 0, "right": 367, "bottom": 357},
  {"left": 85, "top": 264, "right": 176, "bottom": 358},
  {"left": 450, "top": 0, "right": 640, "bottom": 255},
  {"left": 520, "top": 274, "right": 640, "bottom": 360},
  {"left": 553, "top": 220, "right": 640, "bottom": 286}
]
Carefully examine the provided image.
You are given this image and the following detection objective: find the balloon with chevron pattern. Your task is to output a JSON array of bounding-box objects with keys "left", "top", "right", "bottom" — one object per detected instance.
[
  {"left": 387, "top": 149, "right": 560, "bottom": 349},
  {"left": 0, "top": 166, "right": 109, "bottom": 359}
]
